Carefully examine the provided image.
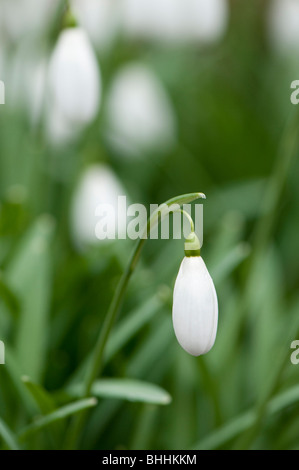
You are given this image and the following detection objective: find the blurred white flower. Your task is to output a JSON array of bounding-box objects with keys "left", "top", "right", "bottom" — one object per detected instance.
[
  {"left": 188, "top": 0, "right": 229, "bottom": 43},
  {"left": 268, "top": 0, "right": 299, "bottom": 53},
  {"left": 105, "top": 63, "right": 176, "bottom": 157},
  {"left": 121, "top": 0, "right": 228, "bottom": 43},
  {"left": 0, "top": 0, "right": 60, "bottom": 41},
  {"left": 48, "top": 27, "right": 101, "bottom": 126},
  {"left": 70, "top": 164, "right": 127, "bottom": 248},
  {"left": 172, "top": 256, "right": 218, "bottom": 356},
  {"left": 70, "top": 0, "right": 121, "bottom": 51}
]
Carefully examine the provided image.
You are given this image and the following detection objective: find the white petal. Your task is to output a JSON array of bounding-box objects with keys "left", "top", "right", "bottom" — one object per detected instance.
[{"left": 172, "top": 256, "right": 218, "bottom": 356}]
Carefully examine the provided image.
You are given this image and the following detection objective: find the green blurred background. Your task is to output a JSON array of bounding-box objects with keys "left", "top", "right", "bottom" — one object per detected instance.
[{"left": 0, "top": 0, "right": 299, "bottom": 450}]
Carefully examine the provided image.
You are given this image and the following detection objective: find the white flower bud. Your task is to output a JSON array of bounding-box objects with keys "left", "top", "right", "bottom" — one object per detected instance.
[
  {"left": 0, "top": 0, "right": 59, "bottom": 41},
  {"left": 122, "top": 0, "right": 228, "bottom": 43},
  {"left": 105, "top": 63, "right": 176, "bottom": 157},
  {"left": 268, "top": 0, "right": 299, "bottom": 54},
  {"left": 48, "top": 27, "right": 101, "bottom": 125},
  {"left": 172, "top": 256, "right": 218, "bottom": 356}
]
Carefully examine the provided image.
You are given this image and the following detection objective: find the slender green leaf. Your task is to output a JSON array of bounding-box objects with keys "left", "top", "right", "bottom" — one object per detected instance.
[
  {"left": 21, "top": 376, "right": 65, "bottom": 447},
  {"left": 0, "top": 416, "right": 20, "bottom": 450},
  {"left": 19, "top": 398, "right": 97, "bottom": 441},
  {"left": 105, "top": 296, "right": 162, "bottom": 363},
  {"left": 148, "top": 192, "right": 206, "bottom": 233},
  {"left": 6, "top": 215, "right": 55, "bottom": 381},
  {"left": 70, "top": 379, "right": 171, "bottom": 405},
  {"left": 211, "top": 242, "right": 251, "bottom": 284},
  {"left": 164, "top": 192, "right": 206, "bottom": 207},
  {"left": 67, "top": 295, "right": 164, "bottom": 386},
  {"left": 2, "top": 347, "right": 37, "bottom": 415},
  {"left": 127, "top": 316, "right": 174, "bottom": 379},
  {"left": 0, "top": 271, "right": 20, "bottom": 318}
]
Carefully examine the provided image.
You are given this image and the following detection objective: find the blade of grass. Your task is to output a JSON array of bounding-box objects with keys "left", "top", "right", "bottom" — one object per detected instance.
[
  {"left": 18, "top": 398, "right": 97, "bottom": 441},
  {"left": 211, "top": 242, "right": 251, "bottom": 284},
  {"left": 68, "top": 378, "right": 171, "bottom": 406},
  {"left": 7, "top": 215, "right": 55, "bottom": 381},
  {"left": 21, "top": 376, "right": 64, "bottom": 449},
  {"left": 21, "top": 376, "right": 57, "bottom": 415},
  {"left": 127, "top": 315, "right": 173, "bottom": 378},
  {"left": 130, "top": 404, "right": 158, "bottom": 450},
  {"left": 0, "top": 270, "right": 20, "bottom": 319},
  {"left": 1, "top": 347, "right": 37, "bottom": 415},
  {"left": 104, "top": 295, "right": 163, "bottom": 363},
  {"left": 67, "top": 293, "right": 164, "bottom": 386},
  {"left": 0, "top": 416, "right": 20, "bottom": 450}
]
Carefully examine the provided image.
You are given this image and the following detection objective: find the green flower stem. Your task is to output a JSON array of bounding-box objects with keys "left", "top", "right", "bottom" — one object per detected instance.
[
  {"left": 65, "top": 192, "right": 205, "bottom": 449},
  {"left": 84, "top": 192, "right": 205, "bottom": 396},
  {"left": 178, "top": 209, "right": 195, "bottom": 233},
  {"left": 84, "top": 237, "right": 146, "bottom": 396},
  {"left": 184, "top": 232, "right": 201, "bottom": 257}
]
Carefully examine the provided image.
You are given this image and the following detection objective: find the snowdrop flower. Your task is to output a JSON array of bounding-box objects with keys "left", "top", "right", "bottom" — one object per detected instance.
[
  {"left": 70, "top": 0, "right": 121, "bottom": 52},
  {"left": 0, "top": 0, "right": 59, "bottom": 42},
  {"left": 70, "top": 164, "right": 127, "bottom": 248},
  {"left": 105, "top": 63, "right": 176, "bottom": 157},
  {"left": 172, "top": 232, "right": 218, "bottom": 356},
  {"left": 48, "top": 27, "right": 101, "bottom": 126},
  {"left": 121, "top": 0, "right": 228, "bottom": 43},
  {"left": 268, "top": 0, "right": 299, "bottom": 54}
]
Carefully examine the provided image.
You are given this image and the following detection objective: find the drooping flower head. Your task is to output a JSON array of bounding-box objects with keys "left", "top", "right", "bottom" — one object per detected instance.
[{"left": 172, "top": 231, "right": 218, "bottom": 356}]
